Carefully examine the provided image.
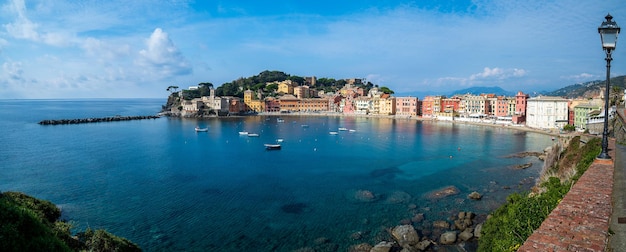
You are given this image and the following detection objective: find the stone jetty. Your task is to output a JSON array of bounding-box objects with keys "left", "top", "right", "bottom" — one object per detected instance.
[{"left": 38, "top": 115, "right": 160, "bottom": 125}]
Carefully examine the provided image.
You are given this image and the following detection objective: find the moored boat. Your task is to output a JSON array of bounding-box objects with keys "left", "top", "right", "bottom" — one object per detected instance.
[
  {"left": 329, "top": 131, "right": 338, "bottom": 135},
  {"left": 239, "top": 131, "right": 249, "bottom": 135},
  {"left": 195, "top": 127, "right": 208, "bottom": 132},
  {"left": 338, "top": 127, "right": 348, "bottom": 131},
  {"left": 264, "top": 144, "right": 281, "bottom": 150},
  {"left": 247, "top": 133, "right": 259, "bottom": 137}
]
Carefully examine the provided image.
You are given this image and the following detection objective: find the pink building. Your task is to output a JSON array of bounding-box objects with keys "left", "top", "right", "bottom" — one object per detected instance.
[
  {"left": 495, "top": 96, "right": 509, "bottom": 117},
  {"left": 396, "top": 97, "right": 420, "bottom": 117}
]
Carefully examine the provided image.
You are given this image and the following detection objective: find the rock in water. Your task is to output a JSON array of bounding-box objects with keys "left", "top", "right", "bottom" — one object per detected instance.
[
  {"left": 391, "top": 224, "right": 420, "bottom": 248},
  {"left": 468, "top": 191, "right": 482, "bottom": 200},
  {"left": 440, "top": 231, "right": 457, "bottom": 245},
  {"left": 425, "top": 186, "right": 460, "bottom": 199},
  {"left": 370, "top": 241, "right": 395, "bottom": 252}
]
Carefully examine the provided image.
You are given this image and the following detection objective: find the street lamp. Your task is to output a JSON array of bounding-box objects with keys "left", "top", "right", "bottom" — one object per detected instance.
[{"left": 597, "top": 13, "right": 620, "bottom": 160}]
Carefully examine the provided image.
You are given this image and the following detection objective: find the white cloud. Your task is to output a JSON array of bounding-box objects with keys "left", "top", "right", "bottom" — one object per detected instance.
[
  {"left": 469, "top": 67, "right": 527, "bottom": 81},
  {"left": 3, "top": 0, "right": 72, "bottom": 46},
  {"left": 4, "top": 0, "right": 39, "bottom": 41},
  {"left": 136, "top": 28, "right": 192, "bottom": 78},
  {"left": 3, "top": 61, "right": 24, "bottom": 81}
]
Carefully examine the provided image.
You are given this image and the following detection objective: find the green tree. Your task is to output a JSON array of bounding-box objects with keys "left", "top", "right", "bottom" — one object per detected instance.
[
  {"left": 563, "top": 124, "right": 575, "bottom": 132},
  {"left": 288, "top": 76, "right": 305, "bottom": 85},
  {"left": 379, "top": 86, "right": 394, "bottom": 94},
  {"left": 166, "top": 85, "right": 179, "bottom": 93}
]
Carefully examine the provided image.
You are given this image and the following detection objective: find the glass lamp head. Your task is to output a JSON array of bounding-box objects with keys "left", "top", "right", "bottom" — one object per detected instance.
[{"left": 599, "top": 14, "right": 620, "bottom": 51}]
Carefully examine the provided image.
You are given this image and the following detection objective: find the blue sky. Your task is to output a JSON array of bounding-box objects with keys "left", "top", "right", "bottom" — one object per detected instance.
[{"left": 1, "top": 0, "right": 625, "bottom": 99}]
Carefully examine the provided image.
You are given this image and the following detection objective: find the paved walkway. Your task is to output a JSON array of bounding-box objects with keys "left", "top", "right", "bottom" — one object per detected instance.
[{"left": 518, "top": 139, "right": 615, "bottom": 252}]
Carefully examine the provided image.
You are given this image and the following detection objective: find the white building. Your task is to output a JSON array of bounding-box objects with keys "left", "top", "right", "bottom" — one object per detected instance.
[
  {"left": 354, "top": 97, "right": 372, "bottom": 115},
  {"left": 526, "top": 96, "right": 569, "bottom": 129}
]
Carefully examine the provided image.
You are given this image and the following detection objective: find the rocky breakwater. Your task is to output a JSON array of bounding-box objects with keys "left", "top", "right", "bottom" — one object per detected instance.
[{"left": 38, "top": 115, "right": 160, "bottom": 125}]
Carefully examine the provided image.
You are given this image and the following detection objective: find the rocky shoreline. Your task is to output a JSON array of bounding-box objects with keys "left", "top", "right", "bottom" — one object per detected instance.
[{"left": 38, "top": 115, "right": 160, "bottom": 125}]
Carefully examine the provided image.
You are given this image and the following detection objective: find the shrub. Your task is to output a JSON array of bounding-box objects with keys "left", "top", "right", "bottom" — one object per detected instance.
[
  {"left": 0, "top": 192, "right": 141, "bottom": 252},
  {"left": 477, "top": 137, "right": 601, "bottom": 251}
]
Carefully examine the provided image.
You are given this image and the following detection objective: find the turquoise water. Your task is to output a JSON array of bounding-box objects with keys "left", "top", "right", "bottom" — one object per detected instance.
[{"left": 0, "top": 99, "right": 553, "bottom": 251}]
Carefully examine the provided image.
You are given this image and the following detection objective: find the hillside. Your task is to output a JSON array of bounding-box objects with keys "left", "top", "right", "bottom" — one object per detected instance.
[{"left": 546, "top": 75, "right": 626, "bottom": 98}]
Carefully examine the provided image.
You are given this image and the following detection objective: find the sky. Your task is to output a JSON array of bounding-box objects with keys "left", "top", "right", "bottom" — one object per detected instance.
[{"left": 1, "top": 0, "right": 626, "bottom": 99}]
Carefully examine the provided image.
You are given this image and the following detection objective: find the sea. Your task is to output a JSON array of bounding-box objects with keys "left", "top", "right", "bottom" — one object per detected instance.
[{"left": 0, "top": 98, "right": 554, "bottom": 251}]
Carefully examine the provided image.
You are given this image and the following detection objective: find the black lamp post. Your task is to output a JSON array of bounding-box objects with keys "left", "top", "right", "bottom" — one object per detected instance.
[{"left": 597, "top": 14, "right": 620, "bottom": 160}]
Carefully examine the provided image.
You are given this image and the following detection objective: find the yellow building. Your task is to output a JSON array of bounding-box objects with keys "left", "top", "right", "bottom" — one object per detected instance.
[
  {"left": 243, "top": 89, "right": 265, "bottom": 113},
  {"left": 277, "top": 80, "right": 294, "bottom": 95}
]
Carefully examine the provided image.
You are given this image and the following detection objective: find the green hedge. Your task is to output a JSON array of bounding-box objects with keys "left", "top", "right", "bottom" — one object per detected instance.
[{"left": 477, "top": 137, "right": 601, "bottom": 251}]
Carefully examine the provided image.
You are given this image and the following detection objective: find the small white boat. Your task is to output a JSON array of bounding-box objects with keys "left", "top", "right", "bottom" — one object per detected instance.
[
  {"left": 349, "top": 129, "right": 356, "bottom": 132},
  {"left": 276, "top": 138, "right": 284, "bottom": 143},
  {"left": 338, "top": 127, "right": 348, "bottom": 131},
  {"left": 301, "top": 124, "right": 309, "bottom": 128},
  {"left": 264, "top": 144, "right": 281, "bottom": 150},
  {"left": 247, "top": 133, "right": 259, "bottom": 137},
  {"left": 239, "top": 131, "right": 249, "bottom": 135},
  {"left": 195, "top": 127, "right": 208, "bottom": 132},
  {"left": 277, "top": 118, "right": 285, "bottom": 123},
  {"left": 329, "top": 131, "right": 338, "bottom": 135}
]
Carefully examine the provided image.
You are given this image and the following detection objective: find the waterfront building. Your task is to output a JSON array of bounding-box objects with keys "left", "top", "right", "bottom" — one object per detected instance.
[
  {"left": 441, "top": 97, "right": 460, "bottom": 114},
  {"left": 243, "top": 90, "right": 264, "bottom": 113},
  {"left": 421, "top": 96, "right": 443, "bottom": 117},
  {"left": 507, "top": 98, "right": 517, "bottom": 117},
  {"left": 574, "top": 103, "right": 601, "bottom": 130},
  {"left": 278, "top": 95, "right": 300, "bottom": 112},
  {"left": 513, "top": 91, "right": 529, "bottom": 124},
  {"left": 379, "top": 95, "right": 396, "bottom": 115},
  {"left": 526, "top": 96, "right": 569, "bottom": 129},
  {"left": 341, "top": 95, "right": 356, "bottom": 114},
  {"left": 299, "top": 98, "right": 329, "bottom": 112},
  {"left": 463, "top": 94, "right": 489, "bottom": 117},
  {"left": 354, "top": 96, "right": 372, "bottom": 115},
  {"left": 396, "top": 97, "right": 419, "bottom": 117},
  {"left": 329, "top": 95, "right": 343, "bottom": 113},
  {"left": 181, "top": 98, "right": 203, "bottom": 115},
  {"left": 264, "top": 97, "right": 281, "bottom": 112}
]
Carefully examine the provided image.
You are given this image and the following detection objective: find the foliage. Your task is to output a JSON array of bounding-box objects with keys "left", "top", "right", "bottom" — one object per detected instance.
[
  {"left": 0, "top": 191, "right": 141, "bottom": 252},
  {"left": 0, "top": 193, "right": 71, "bottom": 252},
  {"left": 166, "top": 86, "right": 179, "bottom": 93},
  {"left": 177, "top": 69, "right": 383, "bottom": 98},
  {"left": 562, "top": 124, "right": 575, "bottom": 132},
  {"left": 379, "top": 86, "right": 395, "bottom": 94},
  {"left": 477, "top": 137, "right": 601, "bottom": 251},
  {"left": 77, "top": 228, "right": 141, "bottom": 252}
]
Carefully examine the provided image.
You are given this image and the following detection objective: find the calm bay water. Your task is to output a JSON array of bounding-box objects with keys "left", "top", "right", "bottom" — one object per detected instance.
[{"left": 0, "top": 99, "right": 553, "bottom": 251}]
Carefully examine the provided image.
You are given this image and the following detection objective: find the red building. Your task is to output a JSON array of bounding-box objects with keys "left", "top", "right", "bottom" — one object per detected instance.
[{"left": 513, "top": 91, "right": 528, "bottom": 124}]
